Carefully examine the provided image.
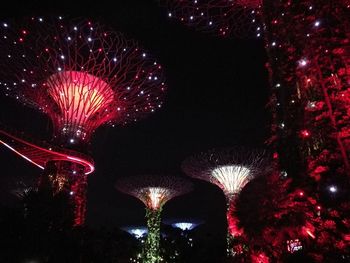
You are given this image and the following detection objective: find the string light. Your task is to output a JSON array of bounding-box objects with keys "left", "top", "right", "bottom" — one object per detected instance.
[{"left": 161, "top": 0, "right": 263, "bottom": 38}]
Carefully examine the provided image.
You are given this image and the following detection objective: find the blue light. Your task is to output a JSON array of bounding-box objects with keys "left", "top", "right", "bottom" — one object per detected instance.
[
  {"left": 172, "top": 222, "right": 198, "bottom": 231},
  {"left": 122, "top": 227, "right": 148, "bottom": 239}
]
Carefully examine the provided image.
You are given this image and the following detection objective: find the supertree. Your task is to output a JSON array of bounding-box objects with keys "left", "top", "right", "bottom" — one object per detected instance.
[
  {"left": 159, "top": 0, "right": 350, "bottom": 260},
  {"left": 116, "top": 174, "right": 192, "bottom": 263},
  {"left": 170, "top": 221, "right": 202, "bottom": 231},
  {"left": 121, "top": 226, "right": 149, "bottom": 240},
  {"left": 182, "top": 147, "right": 269, "bottom": 257},
  {"left": 257, "top": 1, "right": 350, "bottom": 260},
  {"left": 159, "top": 0, "right": 263, "bottom": 38},
  {"left": 0, "top": 16, "right": 167, "bottom": 225}
]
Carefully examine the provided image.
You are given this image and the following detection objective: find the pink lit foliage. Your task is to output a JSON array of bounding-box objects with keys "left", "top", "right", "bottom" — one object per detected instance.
[
  {"left": 0, "top": 17, "right": 167, "bottom": 144},
  {"left": 227, "top": 198, "right": 243, "bottom": 237},
  {"left": 237, "top": 173, "right": 350, "bottom": 262},
  {"left": 160, "top": 0, "right": 263, "bottom": 38},
  {"left": 265, "top": 0, "right": 350, "bottom": 180}
]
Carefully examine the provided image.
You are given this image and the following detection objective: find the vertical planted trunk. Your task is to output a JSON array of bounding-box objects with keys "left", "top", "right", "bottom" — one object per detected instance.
[
  {"left": 144, "top": 207, "right": 162, "bottom": 263},
  {"left": 226, "top": 195, "right": 244, "bottom": 257},
  {"left": 39, "top": 160, "right": 87, "bottom": 226}
]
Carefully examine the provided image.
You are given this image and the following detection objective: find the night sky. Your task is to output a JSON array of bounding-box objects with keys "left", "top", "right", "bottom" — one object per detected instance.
[{"left": 0, "top": 0, "right": 269, "bottom": 232}]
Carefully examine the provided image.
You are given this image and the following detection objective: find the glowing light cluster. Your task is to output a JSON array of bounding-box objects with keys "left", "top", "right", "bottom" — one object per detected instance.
[
  {"left": 286, "top": 239, "right": 303, "bottom": 253},
  {"left": 182, "top": 147, "right": 268, "bottom": 195},
  {"left": 46, "top": 71, "right": 115, "bottom": 141},
  {"left": 140, "top": 187, "right": 175, "bottom": 210},
  {"left": 0, "top": 16, "right": 167, "bottom": 143},
  {"left": 211, "top": 165, "right": 251, "bottom": 196},
  {"left": 172, "top": 222, "right": 198, "bottom": 231},
  {"left": 122, "top": 227, "right": 148, "bottom": 239},
  {"left": 160, "top": 0, "right": 263, "bottom": 38},
  {"left": 116, "top": 174, "right": 192, "bottom": 210}
]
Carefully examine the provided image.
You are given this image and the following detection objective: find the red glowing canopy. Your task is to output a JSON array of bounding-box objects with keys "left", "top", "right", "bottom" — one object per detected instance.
[
  {"left": 0, "top": 17, "right": 167, "bottom": 143},
  {"left": 45, "top": 70, "right": 116, "bottom": 141}
]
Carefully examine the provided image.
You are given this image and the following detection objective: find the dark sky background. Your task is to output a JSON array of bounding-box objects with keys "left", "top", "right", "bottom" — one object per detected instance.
[{"left": 0, "top": 0, "right": 269, "bottom": 233}]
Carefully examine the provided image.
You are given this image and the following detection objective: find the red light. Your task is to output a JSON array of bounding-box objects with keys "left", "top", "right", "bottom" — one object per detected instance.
[
  {"left": 46, "top": 71, "right": 115, "bottom": 139},
  {"left": 299, "top": 191, "right": 304, "bottom": 196},
  {"left": 306, "top": 229, "right": 315, "bottom": 239},
  {"left": 0, "top": 129, "right": 94, "bottom": 175},
  {"left": 300, "top": 130, "right": 310, "bottom": 138},
  {"left": 316, "top": 205, "right": 321, "bottom": 210}
]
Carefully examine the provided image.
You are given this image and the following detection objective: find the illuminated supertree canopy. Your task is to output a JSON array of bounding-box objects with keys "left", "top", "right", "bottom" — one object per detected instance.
[
  {"left": 182, "top": 147, "right": 268, "bottom": 197},
  {"left": 182, "top": 147, "right": 269, "bottom": 256},
  {"left": 121, "top": 226, "right": 148, "bottom": 239},
  {"left": 159, "top": 0, "right": 263, "bottom": 38},
  {"left": 0, "top": 16, "right": 167, "bottom": 226},
  {"left": 0, "top": 16, "right": 167, "bottom": 146},
  {"left": 163, "top": 218, "right": 203, "bottom": 231},
  {"left": 171, "top": 221, "right": 201, "bottom": 231},
  {"left": 116, "top": 174, "right": 192, "bottom": 263}
]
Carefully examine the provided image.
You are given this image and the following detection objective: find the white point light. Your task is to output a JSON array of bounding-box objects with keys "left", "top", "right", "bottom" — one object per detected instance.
[
  {"left": 329, "top": 185, "right": 337, "bottom": 193},
  {"left": 298, "top": 59, "right": 308, "bottom": 67}
]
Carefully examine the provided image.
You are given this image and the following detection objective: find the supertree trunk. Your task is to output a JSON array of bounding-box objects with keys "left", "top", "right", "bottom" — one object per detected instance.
[
  {"left": 261, "top": 0, "right": 350, "bottom": 258},
  {"left": 39, "top": 160, "right": 87, "bottom": 226},
  {"left": 70, "top": 171, "right": 88, "bottom": 226},
  {"left": 263, "top": 0, "right": 350, "bottom": 179},
  {"left": 226, "top": 195, "right": 244, "bottom": 257},
  {"left": 144, "top": 208, "right": 162, "bottom": 263}
]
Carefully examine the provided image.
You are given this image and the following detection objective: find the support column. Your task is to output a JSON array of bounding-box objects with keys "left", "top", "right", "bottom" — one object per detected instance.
[
  {"left": 144, "top": 207, "right": 162, "bottom": 263},
  {"left": 226, "top": 196, "right": 244, "bottom": 257},
  {"left": 39, "top": 160, "right": 87, "bottom": 226}
]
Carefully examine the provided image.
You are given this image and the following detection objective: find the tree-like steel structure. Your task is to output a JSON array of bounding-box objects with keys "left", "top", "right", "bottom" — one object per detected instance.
[
  {"left": 0, "top": 16, "right": 167, "bottom": 225},
  {"left": 116, "top": 174, "right": 192, "bottom": 263},
  {"left": 182, "top": 147, "right": 268, "bottom": 257},
  {"left": 160, "top": 0, "right": 350, "bottom": 260},
  {"left": 159, "top": 0, "right": 263, "bottom": 38}
]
